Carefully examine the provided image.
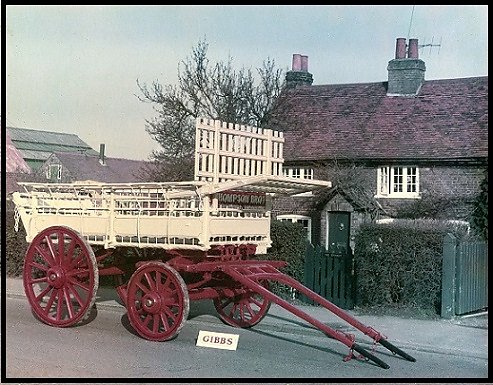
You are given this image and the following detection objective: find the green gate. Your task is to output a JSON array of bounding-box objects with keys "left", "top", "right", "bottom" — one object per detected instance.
[
  {"left": 441, "top": 233, "right": 488, "bottom": 318},
  {"left": 303, "top": 243, "right": 355, "bottom": 309}
]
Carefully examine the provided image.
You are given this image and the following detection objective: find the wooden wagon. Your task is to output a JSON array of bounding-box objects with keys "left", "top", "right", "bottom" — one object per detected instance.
[{"left": 11, "top": 118, "right": 415, "bottom": 369}]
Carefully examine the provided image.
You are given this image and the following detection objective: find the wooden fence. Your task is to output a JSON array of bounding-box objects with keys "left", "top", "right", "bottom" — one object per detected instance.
[{"left": 441, "top": 233, "right": 488, "bottom": 318}]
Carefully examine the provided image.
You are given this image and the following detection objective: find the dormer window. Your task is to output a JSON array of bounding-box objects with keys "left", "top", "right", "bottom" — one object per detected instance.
[{"left": 376, "top": 166, "right": 420, "bottom": 198}]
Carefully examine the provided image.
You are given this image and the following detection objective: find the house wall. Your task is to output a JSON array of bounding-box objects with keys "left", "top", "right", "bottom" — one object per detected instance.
[
  {"left": 273, "top": 162, "right": 486, "bottom": 247},
  {"left": 379, "top": 165, "right": 485, "bottom": 219}
]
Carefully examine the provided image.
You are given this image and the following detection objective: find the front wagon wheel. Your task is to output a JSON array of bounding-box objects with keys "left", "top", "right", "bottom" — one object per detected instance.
[
  {"left": 23, "top": 226, "right": 99, "bottom": 327},
  {"left": 126, "top": 262, "right": 190, "bottom": 341},
  {"left": 214, "top": 280, "right": 271, "bottom": 328}
]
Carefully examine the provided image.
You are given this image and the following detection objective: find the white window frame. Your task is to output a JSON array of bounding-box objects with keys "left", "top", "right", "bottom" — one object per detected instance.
[
  {"left": 376, "top": 166, "right": 420, "bottom": 198},
  {"left": 46, "top": 164, "right": 62, "bottom": 181},
  {"left": 277, "top": 214, "right": 312, "bottom": 241},
  {"left": 282, "top": 167, "right": 315, "bottom": 196},
  {"left": 282, "top": 167, "right": 314, "bottom": 180}
]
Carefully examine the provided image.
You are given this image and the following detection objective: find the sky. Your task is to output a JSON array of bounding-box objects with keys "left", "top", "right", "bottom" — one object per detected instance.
[{"left": 4, "top": 5, "right": 488, "bottom": 161}]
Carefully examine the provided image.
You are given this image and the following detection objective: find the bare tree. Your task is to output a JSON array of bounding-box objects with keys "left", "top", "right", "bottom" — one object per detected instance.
[{"left": 136, "top": 39, "right": 285, "bottom": 181}]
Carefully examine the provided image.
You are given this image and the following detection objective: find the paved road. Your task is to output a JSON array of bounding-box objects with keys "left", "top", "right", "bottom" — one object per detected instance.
[{"left": 3, "top": 296, "right": 488, "bottom": 380}]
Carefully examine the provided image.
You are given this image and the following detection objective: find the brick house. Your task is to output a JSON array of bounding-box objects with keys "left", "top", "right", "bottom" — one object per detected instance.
[{"left": 270, "top": 38, "right": 488, "bottom": 253}]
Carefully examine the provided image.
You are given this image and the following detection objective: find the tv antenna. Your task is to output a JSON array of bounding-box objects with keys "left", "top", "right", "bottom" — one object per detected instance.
[
  {"left": 419, "top": 36, "right": 442, "bottom": 55},
  {"left": 407, "top": 6, "right": 442, "bottom": 56}
]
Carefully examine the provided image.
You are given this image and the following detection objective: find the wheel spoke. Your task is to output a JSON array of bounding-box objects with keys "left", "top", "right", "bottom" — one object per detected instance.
[
  {"left": 64, "top": 237, "right": 77, "bottom": 267},
  {"left": 35, "top": 285, "right": 53, "bottom": 302},
  {"left": 244, "top": 303, "right": 256, "bottom": 318},
  {"left": 68, "top": 252, "right": 84, "bottom": 269},
  {"left": 250, "top": 296, "right": 263, "bottom": 308},
  {"left": 28, "top": 260, "right": 49, "bottom": 272},
  {"left": 27, "top": 276, "right": 48, "bottom": 285},
  {"left": 141, "top": 313, "right": 152, "bottom": 326},
  {"left": 45, "top": 235, "right": 58, "bottom": 264},
  {"left": 152, "top": 314, "right": 160, "bottom": 333},
  {"left": 57, "top": 229, "right": 65, "bottom": 265},
  {"left": 160, "top": 313, "right": 170, "bottom": 332},
  {"left": 67, "top": 276, "right": 90, "bottom": 293},
  {"left": 56, "top": 289, "right": 64, "bottom": 321},
  {"left": 136, "top": 280, "right": 150, "bottom": 295},
  {"left": 239, "top": 303, "right": 246, "bottom": 321},
  {"left": 145, "top": 272, "right": 158, "bottom": 291},
  {"left": 67, "top": 267, "right": 91, "bottom": 277},
  {"left": 66, "top": 281, "right": 85, "bottom": 308},
  {"left": 63, "top": 287, "right": 75, "bottom": 319},
  {"left": 35, "top": 245, "right": 55, "bottom": 267},
  {"left": 155, "top": 271, "right": 162, "bottom": 291},
  {"left": 43, "top": 287, "right": 57, "bottom": 313},
  {"left": 228, "top": 303, "right": 238, "bottom": 318}
]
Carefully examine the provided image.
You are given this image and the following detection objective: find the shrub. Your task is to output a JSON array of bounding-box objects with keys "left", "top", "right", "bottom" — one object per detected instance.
[
  {"left": 264, "top": 220, "right": 307, "bottom": 298},
  {"left": 471, "top": 169, "right": 488, "bottom": 241},
  {"left": 5, "top": 200, "right": 29, "bottom": 277}
]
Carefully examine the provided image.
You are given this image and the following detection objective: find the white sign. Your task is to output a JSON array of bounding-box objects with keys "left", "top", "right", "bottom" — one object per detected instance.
[{"left": 196, "top": 330, "right": 239, "bottom": 351}]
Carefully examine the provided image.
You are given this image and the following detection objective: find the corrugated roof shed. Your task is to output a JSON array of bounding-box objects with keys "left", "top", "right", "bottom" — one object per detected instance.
[{"left": 7, "top": 126, "right": 99, "bottom": 169}]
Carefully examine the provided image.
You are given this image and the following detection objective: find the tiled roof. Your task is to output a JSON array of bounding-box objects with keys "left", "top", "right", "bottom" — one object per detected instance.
[
  {"left": 50, "top": 152, "right": 154, "bottom": 183},
  {"left": 274, "top": 76, "right": 488, "bottom": 163}
]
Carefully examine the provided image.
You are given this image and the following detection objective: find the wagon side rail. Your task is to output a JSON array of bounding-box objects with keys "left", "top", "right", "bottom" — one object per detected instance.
[{"left": 11, "top": 182, "right": 209, "bottom": 249}]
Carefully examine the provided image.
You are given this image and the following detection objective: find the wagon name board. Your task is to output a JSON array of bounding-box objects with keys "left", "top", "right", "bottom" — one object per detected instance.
[{"left": 215, "top": 190, "right": 266, "bottom": 207}]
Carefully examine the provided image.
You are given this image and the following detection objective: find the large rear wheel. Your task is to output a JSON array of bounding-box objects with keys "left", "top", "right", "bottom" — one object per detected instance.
[{"left": 23, "top": 226, "right": 99, "bottom": 327}]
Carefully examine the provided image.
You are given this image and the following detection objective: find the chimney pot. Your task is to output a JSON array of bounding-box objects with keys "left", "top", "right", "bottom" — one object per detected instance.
[
  {"left": 408, "top": 38, "right": 419, "bottom": 59},
  {"left": 292, "top": 54, "right": 302, "bottom": 71},
  {"left": 300, "top": 55, "right": 308, "bottom": 72},
  {"left": 395, "top": 38, "right": 407, "bottom": 59}
]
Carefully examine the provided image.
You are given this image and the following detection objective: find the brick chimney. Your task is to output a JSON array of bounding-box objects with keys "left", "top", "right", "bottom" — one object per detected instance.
[
  {"left": 387, "top": 38, "right": 426, "bottom": 96},
  {"left": 285, "top": 54, "right": 313, "bottom": 88}
]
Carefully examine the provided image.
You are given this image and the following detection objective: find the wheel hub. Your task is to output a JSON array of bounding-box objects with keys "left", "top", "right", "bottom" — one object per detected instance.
[
  {"left": 142, "top": 292, "right": 161, "bottom": 314},
  {"left": 47, "top": 267, "right": 66, "bottom": 288}
]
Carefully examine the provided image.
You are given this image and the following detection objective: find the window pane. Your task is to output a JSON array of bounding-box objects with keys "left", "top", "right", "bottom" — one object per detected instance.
[
  {"left": 406, "top": 167, "right": 417, "bottom": 192},
  {"left": 393, "top": 167, "right": 403, "bottom": 192},
  {"left": 304, "top": 168, "right": 313, "bottom": 179},
  {"left": 380, "top": 167, "right": 389, "bottom": 194}
]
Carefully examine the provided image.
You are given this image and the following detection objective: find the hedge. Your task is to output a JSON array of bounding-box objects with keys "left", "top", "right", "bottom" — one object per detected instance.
[{"left": 354, "top": 219, "right": 470, "bottom": 314}]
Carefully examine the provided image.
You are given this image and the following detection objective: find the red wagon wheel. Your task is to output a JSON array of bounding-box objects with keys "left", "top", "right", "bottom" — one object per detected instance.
[
  {"left": 126, "top": 262, "right": 189, "bottom": 341},
  {"left": 23, "top": 226, "right": 99, "bottom": 327},
  {"left": 214, "top": 280, "right": 271, "bottom": 328}
]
